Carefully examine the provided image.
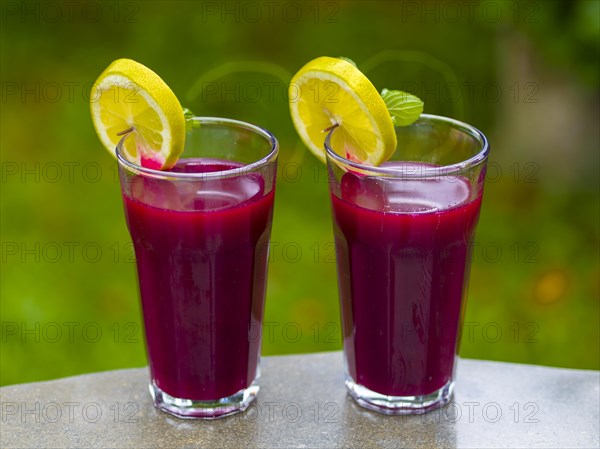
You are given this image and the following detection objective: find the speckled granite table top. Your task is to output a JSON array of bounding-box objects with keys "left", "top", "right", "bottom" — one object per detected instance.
[{"left": 1, "top": 352, "right": 598, "bottom": 448}]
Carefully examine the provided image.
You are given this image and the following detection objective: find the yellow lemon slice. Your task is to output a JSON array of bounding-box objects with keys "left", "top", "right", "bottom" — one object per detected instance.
[
  {"left": 90, "top": 58, "right": 185, "bottom": 170},
  {"left": 289, "top": 56, "right": 396, "bottom": 165}
]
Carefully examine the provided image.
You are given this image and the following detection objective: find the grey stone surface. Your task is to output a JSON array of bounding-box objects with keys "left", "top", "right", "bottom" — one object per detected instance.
[{"left": 0, "top": 352, "right": 598, "bottom": 448}]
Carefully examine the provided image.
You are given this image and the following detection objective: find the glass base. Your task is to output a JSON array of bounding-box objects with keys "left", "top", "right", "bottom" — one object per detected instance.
[
  {"left": 149, "top": 381, "right": 259, "bottom": 419},
  {"left": 345, "top": 377, "right": 454, "bottom": 415}
]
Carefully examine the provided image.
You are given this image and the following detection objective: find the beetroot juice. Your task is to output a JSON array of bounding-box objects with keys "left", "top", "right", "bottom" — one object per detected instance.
[
  {"left": 325, "top": 115, "right": 489, "bottom": 414},
  {"left": 117, "top": 117, "right": 278, "bottom": 419},
  {"left": 331, "top": 162, "right": 483, "bottom": 405},
  {"left": 123, "top": 159, "right": 274, "bottom": 403}
]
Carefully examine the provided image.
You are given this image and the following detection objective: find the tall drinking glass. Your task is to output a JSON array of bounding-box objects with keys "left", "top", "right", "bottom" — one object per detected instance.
[
  {"left": 117, "top": 117, "right": 278, "bottom": 419},
  {"left": 326, "top": 114, "right": 489, "bottom": 414}
]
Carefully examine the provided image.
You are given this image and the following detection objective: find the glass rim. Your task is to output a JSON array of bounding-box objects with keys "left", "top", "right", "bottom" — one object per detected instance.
[
  {"left": 324, "top": 113, "right": 489, "bottom": 178},
  {"left": 116, "top": 116, "right": 279, "bottom": 180}
]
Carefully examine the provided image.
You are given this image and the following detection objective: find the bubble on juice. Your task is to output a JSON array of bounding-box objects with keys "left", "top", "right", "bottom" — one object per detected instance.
[
  {"left": 180, "top": 176, "right": 263, "bottom": 211},
  {"left": 127, "top": 158, "right": 265, "bottom": 212},
  {"left": 340, "top": 172, "right": 385, "bottom": 211},
  {"left": 340, "top": 162, "right": 471, "bottom": 213},
  {"left": 128, "top": 175, "right": 184, "bottom": 210}
]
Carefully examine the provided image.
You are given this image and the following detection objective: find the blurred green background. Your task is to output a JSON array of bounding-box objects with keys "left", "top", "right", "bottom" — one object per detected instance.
[{"left": 1, "top": 0, "right": 598, "bottom": 386}]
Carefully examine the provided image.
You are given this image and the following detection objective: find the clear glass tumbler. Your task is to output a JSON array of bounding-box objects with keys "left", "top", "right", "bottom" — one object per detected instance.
[
  {"left": 326, "top": 114, "right": 489, "bottom": 414},
  {"left": 117, "top": 117, "right": 278, "bottom": 419}
]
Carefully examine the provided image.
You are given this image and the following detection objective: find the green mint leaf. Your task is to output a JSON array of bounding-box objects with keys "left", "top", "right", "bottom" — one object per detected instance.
[
  {"left": 381, "top": 88, "right": 424, "bottom": 126},
  {"left": 183, "top": 108, "right": 199, "bottom": 131},
  {"left": 338, "top": 57, "right": 357, "bottom": 68}
]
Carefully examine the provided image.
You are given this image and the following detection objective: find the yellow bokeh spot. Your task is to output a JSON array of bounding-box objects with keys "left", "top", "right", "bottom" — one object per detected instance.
[{"left": 533, "top": 269, "right": 570, "bottom": 305}]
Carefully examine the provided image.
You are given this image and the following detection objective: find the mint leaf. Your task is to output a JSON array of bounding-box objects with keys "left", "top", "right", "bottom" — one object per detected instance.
[
  {"left": 338, "top": 57, "right": 357, "bottom": 68},
  {"left": 183, "top": 108, "right": 199, "bottom": 130},
  {"left": 381, "top": 88, "right": 423, "bottom": 126}
]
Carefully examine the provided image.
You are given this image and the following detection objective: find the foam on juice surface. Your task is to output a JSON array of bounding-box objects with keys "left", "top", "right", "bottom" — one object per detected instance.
[
  {"left": 340, "top": 161, "right": 471, "bottom": 213},
  {"left": 128, "top": 158, "right": 264, "bottom": 212}
]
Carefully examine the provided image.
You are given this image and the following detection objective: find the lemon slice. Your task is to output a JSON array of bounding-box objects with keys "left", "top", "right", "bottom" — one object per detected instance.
[
  {"left": 289, "top": 57, "right": 397, "bottom": 165},
  {"left": 90, "top": 58, "right": 185, "bottom": 170}
]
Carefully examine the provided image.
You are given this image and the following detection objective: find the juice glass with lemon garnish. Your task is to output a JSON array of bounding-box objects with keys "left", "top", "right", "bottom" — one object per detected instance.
[
  {"left": 91, "top": 60, "right": 278, "bottom": 419},
  {"left": 290, "top": 57, "right": 489, "bottom": 414}
]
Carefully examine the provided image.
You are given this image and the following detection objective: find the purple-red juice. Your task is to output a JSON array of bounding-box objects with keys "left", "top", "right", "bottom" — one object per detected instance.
[
  {"left": 122, "top": 158, "right": 274, "bottom": 401},
  {"left": 332, "top": 163, "right": 482, "bottom": 397}
]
